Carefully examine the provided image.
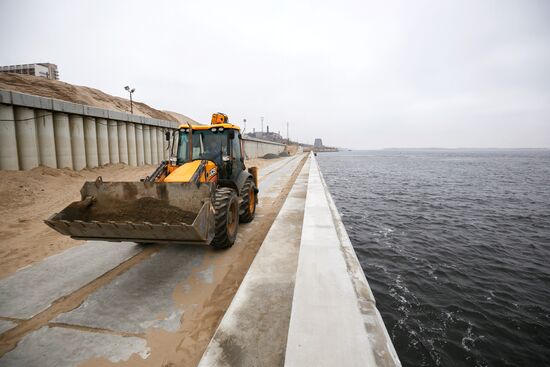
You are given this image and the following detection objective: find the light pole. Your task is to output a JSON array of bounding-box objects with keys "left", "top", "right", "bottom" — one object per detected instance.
[
  {"left": 243, "top": 118, "right": 247, "bottom": 133},
  {"left": 124, "top": 85, "right": 135, "bottom": 114}
]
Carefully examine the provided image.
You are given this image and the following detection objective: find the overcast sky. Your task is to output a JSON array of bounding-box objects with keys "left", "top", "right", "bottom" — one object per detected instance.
[{"left": 1, "top": 0, "right": 549, "bottom": 149}]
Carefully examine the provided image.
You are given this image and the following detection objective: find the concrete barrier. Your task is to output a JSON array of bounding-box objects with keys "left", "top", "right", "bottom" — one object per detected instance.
[
  {"left": 96, "top": 118, "right": 109, "bottom": 166},
  {"left": 83, "top": 117, "right": 99, "bottom": 168},
  {"left": 53, "top": 113, "right": 72, "bottom": 169},
  {"left": 242, "top": 136, "right": 286, "bottom": 159},
  {"left": 14, "top": 106, "right": 39, "bottom": 170},
  {"left": 199, "top": 153, "right": 400, "bottom": 367},
  {"left": 135, "top": 125, "right": 145, "bottom": 166},
  {"left": 0, "top": 89, "right": 288, "bottom": 170},
  {"left": 107, "top": 120, "right": 119, "bottom": 164},
  {"left": 126, "top": 123, "right": 137, "bottom": 166},
  {"left": 0, "top": 104, "right": 18, "bottom": 170},
  {"left": 150, "top": 127, "right": 158, "bottom": 165},
  {"left": 0, "top": 89, "right": 179, "bottom": 171},
  {"left": 69, "top": 115, "right": 86, "bottom": 170},
  {"left": 156, "top": 128, "right": 164, "bottom": 164},
  {"left": 117, "top": 122, "right": 128, "bottom": 164},
  {"left": 143, "top": 125, "right": 151, "bottom": 165},
  {"left": 36, "top": 109, "right": 56, "bottom": 168}
]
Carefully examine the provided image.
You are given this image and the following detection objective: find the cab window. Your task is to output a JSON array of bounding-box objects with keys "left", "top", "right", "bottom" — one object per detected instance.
[{"left": 232, "top": 134, "right": 241, "bottom": 160}]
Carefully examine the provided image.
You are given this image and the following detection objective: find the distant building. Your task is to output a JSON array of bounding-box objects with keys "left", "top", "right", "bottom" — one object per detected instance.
[
  {"left": 246, "top": 125, "right": 286, "bottom": 143},
  {"left": 314, "top": 138, "right": 323, "bottom": 148},
  {"left": 0, "top": 63, "right": 59, "bottom": 80}
]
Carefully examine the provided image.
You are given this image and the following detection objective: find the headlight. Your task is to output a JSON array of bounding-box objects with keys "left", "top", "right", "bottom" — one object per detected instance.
[
  {"left": 211, "top": 128, "right": 218, "bottom": 132},
  {"left": 218, "top": 127, "right": 224, "bottom": 132}
]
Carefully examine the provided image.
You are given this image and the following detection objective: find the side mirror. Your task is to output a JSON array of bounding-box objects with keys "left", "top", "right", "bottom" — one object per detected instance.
[{"left": 165, "top": 132, "right": 170, "bottom": 141}]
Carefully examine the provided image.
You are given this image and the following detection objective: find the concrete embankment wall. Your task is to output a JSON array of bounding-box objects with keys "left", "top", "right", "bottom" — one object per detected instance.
[
  {"left": 0, "top": 89, "right": 285, "bottom": 170},
  {"left": 0, "top": 90, "right": 178, "bottom": 171},
  {"left": 199, "top": 153, "right": 401, "bottom": 367},
  {"left": 242, "top": 136, "right": 286, "bottom": 159}
]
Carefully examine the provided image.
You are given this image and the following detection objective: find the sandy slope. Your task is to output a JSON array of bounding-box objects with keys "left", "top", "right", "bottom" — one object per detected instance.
[
  {"left": 0, "top": 73, "right": 177, "bottom": 122},
  {"left": 0, "top": 159, "right": 279, "bottom": 279}
]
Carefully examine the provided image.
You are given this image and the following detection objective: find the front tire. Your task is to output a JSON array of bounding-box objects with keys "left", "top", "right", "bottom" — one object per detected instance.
[
  {"left": 211, "top": 187, "right": 239, "bottom": 249},
  {"left": 239, "top": 178, "right": 257, "bottom": 223}
]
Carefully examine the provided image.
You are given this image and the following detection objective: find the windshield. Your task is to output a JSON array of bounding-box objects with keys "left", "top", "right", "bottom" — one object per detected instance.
[{"left": 177, "top": 129, "right": 229, "bottom": 165}]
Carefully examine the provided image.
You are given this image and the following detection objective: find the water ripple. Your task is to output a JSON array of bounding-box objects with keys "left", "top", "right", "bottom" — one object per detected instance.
[{"left": 318, "top": 150, "right": 550, "bottom": 367}]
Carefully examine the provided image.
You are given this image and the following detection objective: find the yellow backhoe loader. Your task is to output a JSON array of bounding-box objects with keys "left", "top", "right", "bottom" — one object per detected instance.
[{"left": 45, "top": 113, "right": 258, "bottom": 249}]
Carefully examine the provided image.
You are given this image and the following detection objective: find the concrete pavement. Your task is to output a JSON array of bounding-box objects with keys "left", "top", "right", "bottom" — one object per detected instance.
[
  {"left": 0, "top": 241, "right": 142, "bottom": 319},
  {"left": 0, "top": 321, "right": 15, "bottom": 335},
  {"left": 0, "top": 326, "right": 150, "bottom": 367}
]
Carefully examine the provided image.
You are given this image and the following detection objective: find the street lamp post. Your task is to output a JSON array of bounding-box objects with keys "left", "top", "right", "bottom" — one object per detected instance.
[{"left": 124, "top": 85, "right": 135, "bottom": 114}]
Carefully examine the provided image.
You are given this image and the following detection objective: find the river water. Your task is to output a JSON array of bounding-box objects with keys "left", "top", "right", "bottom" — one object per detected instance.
[{"left": 317, "top": 150, "right": 550, "bottom": 367}]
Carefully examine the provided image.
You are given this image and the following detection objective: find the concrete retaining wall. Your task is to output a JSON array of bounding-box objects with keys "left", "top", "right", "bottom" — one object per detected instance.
[
  {"left": 0, "top": 90, "right": 179, "bottom": 171},
  {"left": 242, "top": 136, "right": 286, "bottom": 159},
  {"left": 0, "top": 89, "right": 287, "bottom": 170}
]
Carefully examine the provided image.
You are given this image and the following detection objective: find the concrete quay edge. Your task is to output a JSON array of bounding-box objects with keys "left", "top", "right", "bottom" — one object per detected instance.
[
  {"left": 199, "top": 153, "right": 400, "bottom": 366},
  {"left": 318, "top": 155, "right": 401, "bottom": 367}
]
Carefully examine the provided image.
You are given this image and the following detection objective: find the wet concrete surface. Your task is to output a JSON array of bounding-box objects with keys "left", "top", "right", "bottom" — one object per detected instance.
[
  {"left": 54, "top": 245, "right": 205, "bottom": 334},
  {"left": 0, "top": 241, "right": 143, "bottom": 319},
  {"left": 1, "top": 326, "right": 150, "bottom": 367},
  {"left": 0, "top": 321, "right": 16, "bottom": 335}
]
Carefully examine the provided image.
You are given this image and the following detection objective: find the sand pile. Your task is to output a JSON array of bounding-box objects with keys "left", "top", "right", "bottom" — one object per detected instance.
[
  {"left": 62, "top": 196, "right": 196, "bottom": 224},
  {"left": 0, "top": 73, "right": 177, "bottom": 121},
  {"left": 0, "top": 164, "right": 155, "bottom": 279}
]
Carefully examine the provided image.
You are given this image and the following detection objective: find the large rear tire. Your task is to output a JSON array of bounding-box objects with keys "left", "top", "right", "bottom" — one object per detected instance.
[
  {"left": 211, "top": 187, "right": 239, "bottom": 249},
  {"left": 239, "top": 178, "right": 257, "bottom": 223}
]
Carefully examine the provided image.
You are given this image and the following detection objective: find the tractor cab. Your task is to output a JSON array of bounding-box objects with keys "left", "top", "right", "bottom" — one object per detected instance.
[{"left": 168, "top": 113, "right": 245, "bottom": 184}]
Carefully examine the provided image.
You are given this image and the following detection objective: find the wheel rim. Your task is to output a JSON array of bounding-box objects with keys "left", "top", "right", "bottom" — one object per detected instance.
[
  {"left": 227, "top": 199, "right": 238, "bottom": 235},
  {"left": 249, "top": 186, "right": 255, "bottom": 213}
]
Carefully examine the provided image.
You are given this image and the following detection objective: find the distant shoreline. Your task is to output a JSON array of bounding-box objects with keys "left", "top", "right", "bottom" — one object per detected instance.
[{"left": 330, "top": 147, "right": 550, "bottom": 152}]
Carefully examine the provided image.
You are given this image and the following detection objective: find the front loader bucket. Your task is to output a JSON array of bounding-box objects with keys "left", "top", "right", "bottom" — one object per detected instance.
[{"left": 45, "top": 179, "right": 215, "bottom": 245}]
